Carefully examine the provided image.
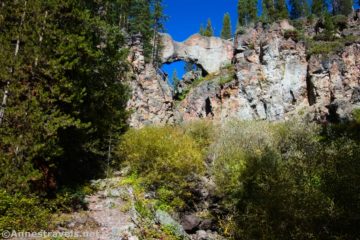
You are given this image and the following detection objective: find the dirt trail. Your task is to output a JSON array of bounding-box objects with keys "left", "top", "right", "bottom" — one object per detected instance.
[{"left": 54, "top": 177, "right": 139, "bottom": 240}]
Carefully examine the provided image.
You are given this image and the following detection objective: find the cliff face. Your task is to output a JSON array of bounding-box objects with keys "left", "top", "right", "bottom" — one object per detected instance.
[
  {"left": 127, "top": 15, "right": 360, "bottom": 127},
  {"left": 126, "top": 34, "right": 174, "bottom": 128}
]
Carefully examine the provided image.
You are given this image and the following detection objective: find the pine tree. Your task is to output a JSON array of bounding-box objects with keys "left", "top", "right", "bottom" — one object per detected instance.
[
  {"left": 262, "top": 0, "right": 275, "bottom": 21},
  {"left": 324, "top": 12, "right": 335, "bottom": 37},
  {"left": 172, "top": 69, "right": 180, "bottom": 93},
  {"left": 334, "top": 0, "right": 353, "bottom": 15},
  {"left": 204, "top": 19, "right": 214, "bottom": 37},
  {"left": 289, "top": 0, "right": 308, "bottom": 19},
  {"left": 199, "top": 24, "right": 205, "bottom": 36},
  {"left": 249, "top": 0, "right": 258, "bottom": 23},
  {"left": 238, "top": 0, "right": 258, "bottom": 26},
  {"left": 277, "top": 0, "right": 289, "bottom": 19},
  {"left": 221, "top": 13, "right": 232, "bottom": 39},
  {"left": 151, "top": 0, "right": 166, "bottom": 67},
  {"left": 238, "top": 0, "right": 248, "bottom": 26},
  {"left": 0, "top": 0, "right": 130, "bottom": 194},
  {"left": 312, "top": 0, "right": 326, "bottom": 16}
]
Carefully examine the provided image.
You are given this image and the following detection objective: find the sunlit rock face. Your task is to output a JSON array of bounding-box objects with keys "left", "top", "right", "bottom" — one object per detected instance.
[
  {"left": 126, "top": 34, "right": 174, "bottom": 128},
  {"left": 160, "top": 33, "right": 234, "bottom": 74},
  {"left": 127, "top": 17, "right": 360, "bottom": 128},
  {"left": 173, "top": 19, "right": 360, "bottom": 123}
]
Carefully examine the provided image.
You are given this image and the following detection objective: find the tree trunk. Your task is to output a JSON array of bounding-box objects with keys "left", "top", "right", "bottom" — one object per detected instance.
[
  {"left": 35, "top": 10, "right": 48, "bottom": 67},
  {"left": 0, "top": 0, "right": 27, "bottom": 126}
]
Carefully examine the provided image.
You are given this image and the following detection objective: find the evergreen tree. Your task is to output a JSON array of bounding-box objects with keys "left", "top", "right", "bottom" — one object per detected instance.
[
  {"left": 312, "top": 0, "right": 326, "bottom": 16},
  {"left": 289, "top": 0, "right": 308, "bottom": 19},
  {"left": 172, "top": 69, "right": 180, "bottom": 93},
  {"left": 199, "top": 24, "right": 205, "bottom": 36},
  {"left": 276, "top": 0, "right": 289, "bottom": 19},
  {"left": 204, "top": 19, "right": 214, "bottom": 37},
  {"left": 151, "top": 0, "right": 166, "bottom": 66},
  {"left": 238, "top": 0, "right": 248, "bottom": 26},
  {"left": 263, "top": 0, "right": 288, "bottom": 21},
  {"left": 248, "top": 0, "right": 258, "bottom": 23},
  {"left": 238, "top": 0, "right": 258, "bottom": 26},
  {"left": 332, "top": 0, "right": 353, "bottom": 15},
  {"left": 221, "top": 13, "right": 232, "bottom": 39},
  {"left": 324, "top": 12, "right": 336, "bottom": 37},
  {"left": 0, "top": 0, "right": 130, "bottom": 194}
]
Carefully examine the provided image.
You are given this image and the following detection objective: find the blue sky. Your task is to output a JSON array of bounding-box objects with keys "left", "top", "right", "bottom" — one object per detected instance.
[{"left": 161, "top": 0, "right": 238, "bottom": 83}]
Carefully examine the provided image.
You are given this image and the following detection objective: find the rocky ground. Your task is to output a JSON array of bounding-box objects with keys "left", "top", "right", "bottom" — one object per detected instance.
[
  {"left": 52, "top": 175, "right": 225, "bottom": 240},
  {"left": 52, "top": 177, "right": 138, "bottom": 240}
]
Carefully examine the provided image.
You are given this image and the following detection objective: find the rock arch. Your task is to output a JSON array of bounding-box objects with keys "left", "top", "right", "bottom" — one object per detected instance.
[{"left": 160, "top": 33, "right": 234, "bottom": 74}]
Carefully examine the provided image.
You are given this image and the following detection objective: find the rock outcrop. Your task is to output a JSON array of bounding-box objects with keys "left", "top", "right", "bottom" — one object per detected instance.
[
  {"left": 126, "top": 34, "right": 174, "bottom": 128},
  {"left": 160, "top": 33, "right": 234, "bottom": 74},
  {"left": 173, "top": 19, "right": 360, "bottom": 123},
  {"left": 127, "top": 17, "right": 360, "bottom": 127}
]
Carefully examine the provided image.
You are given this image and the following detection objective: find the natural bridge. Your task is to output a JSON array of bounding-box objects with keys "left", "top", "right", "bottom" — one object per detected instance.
[{"left": 160, "top": 33, "right": 234, "bottom": 74}]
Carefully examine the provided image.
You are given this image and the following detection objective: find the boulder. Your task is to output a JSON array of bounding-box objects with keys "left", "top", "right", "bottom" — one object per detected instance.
[
  {"left": 181, "top": 214, "right": 201, "bottom": 232},
  {"left": 155, "top": 210, "right": 189, "bottom": 239}
]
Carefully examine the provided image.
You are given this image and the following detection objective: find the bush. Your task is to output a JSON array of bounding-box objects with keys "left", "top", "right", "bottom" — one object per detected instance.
[
  {"left": 117, "top": 126, "right": 204, "bottom": 209},
  {"left": 210, "top": 120, "right": 359, "bottom": 239},
  {"left": 181, "top": 120, "right": 217, "bottom": 151},
  {"left": 0, "top": 192, "right": 50, "bottom": 232},
  {"left": 284, "top": 30, "right": 300, "bottom": 42},
  {"left": 332, "top": 14, "right": 348, "bottom": 30},
  {"left": 307, "top": 41, "right": 344, "bottom": 56}
]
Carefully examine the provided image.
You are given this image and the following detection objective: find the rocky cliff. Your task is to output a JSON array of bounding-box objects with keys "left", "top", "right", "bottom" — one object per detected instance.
[
  {"left": 127, "top": 14, "right": 360, "bottom": 127},
  {"left": 126, "top": 34, "right": 174, "bottom": 128}
]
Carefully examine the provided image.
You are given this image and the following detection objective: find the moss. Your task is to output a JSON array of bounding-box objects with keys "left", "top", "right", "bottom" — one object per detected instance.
[{"left": 219, "top": 75, "right": 234, "bottom": 85}]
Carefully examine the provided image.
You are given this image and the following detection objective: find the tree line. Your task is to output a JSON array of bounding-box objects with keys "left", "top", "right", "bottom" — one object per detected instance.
[
  {"left": 0, "top": 0, "right": 165, "bottom": 200},
  {"left": 238, "top": 0, "right": 357, "bottom": 26},
  {"left": 200, "top": 0, "right": 358, "bottom": 40}
]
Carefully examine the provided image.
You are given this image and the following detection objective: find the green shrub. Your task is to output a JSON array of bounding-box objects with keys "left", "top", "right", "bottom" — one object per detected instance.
[
  {"left": 219, "top": 75, "right": 234, "bottom": 86},
  {"left": 352, "top": 108, "right": 360, "bottom": 124},
  {"left": 0, "top": 191, "right": 50, "bottom": 232},
  {"left": 284, "top": 29, "right": 300, "bottom": 42},
  {"left": 307, "top": 41, "right": 344, "bottom": 56},
  {"left": 332, "top": 14, "right": 348, "bottom": 30},
  {"left": 117, "top": 126, "right": 204, "bottom": 209},
  {"left": 182, "top": 120, "right": 217, "bottom": 151},
  {"left": 210, "top": 120, "right": 350, "bottom": 239}
]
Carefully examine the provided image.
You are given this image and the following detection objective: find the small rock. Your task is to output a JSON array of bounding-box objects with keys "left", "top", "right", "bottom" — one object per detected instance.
[
  {"left": 128, "top": 236, "right": 139, "bottom": 240},
  {"left": 155, "top": 210, "right": 189, "bottom": 238},
  {"left": 144, "top": 191, "right": 156, "bottom": 199},
  {"left": 193, "top": 230, "right": 207, "bottom": 240},
  {"left": 181, "top": 214, "right": 201, "bottom": 232},
  {"left": 199, "top": 219, "right": 212, "bottom": 230}
]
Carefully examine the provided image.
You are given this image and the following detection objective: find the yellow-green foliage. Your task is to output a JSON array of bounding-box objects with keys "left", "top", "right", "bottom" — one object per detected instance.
[
  {"left": 181, "top": 120, "right": 217, "bottom": 151},
  {"left": 353, "top": 108, "right": 360, "bottom": 124},
  {"left": 0, "top": 191, "right": 50, "bottom": 232},
  {"left": 307, "top": 41, "right": 344, "bottom": 56},
  {"left": 211, "top": 120, "right": 337, "bottom": 239},
  {"left": 117, "top": 126, "right": 204, "bottom": 209}
]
